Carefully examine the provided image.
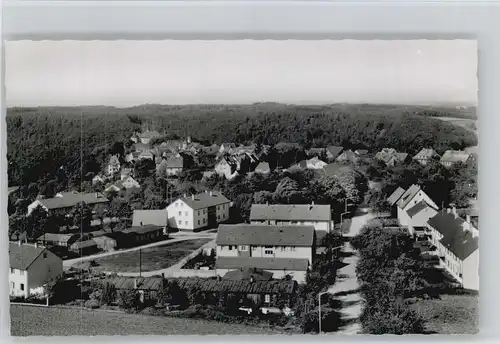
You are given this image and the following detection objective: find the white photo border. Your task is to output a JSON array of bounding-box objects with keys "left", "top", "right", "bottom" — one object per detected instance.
[{"left": 1, "top": 0, "right": 499, "bottom": 343}]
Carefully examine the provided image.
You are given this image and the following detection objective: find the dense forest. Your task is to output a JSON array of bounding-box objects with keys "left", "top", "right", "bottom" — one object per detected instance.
[{"left": 6, "top": 103, "right": 477, "bottom": 186}]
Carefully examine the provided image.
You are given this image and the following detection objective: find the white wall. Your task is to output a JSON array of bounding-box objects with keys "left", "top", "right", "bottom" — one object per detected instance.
[
  {"left": 408, "top": 207, "right": 438, "bottom": 235},
  {"left": 27, "top": 200, "right": 47, "bottom": 216},
  {"left": 167, "top": 199, "right": 230, "bottom": 231},
  {"left": 9, "top": 268, "right": 28, "bottom": 298},
  {"left": 398, "top": 190, "right": 438, "bottom": 227},
  {"left": 217, "top": 244, "right": 312, "bottom": 264},
  {"left": 250, "top": 219, "right": 330, "bottom": 232},
  {"left": 462, "top": 249, "right": 479, "bottom": 291}
]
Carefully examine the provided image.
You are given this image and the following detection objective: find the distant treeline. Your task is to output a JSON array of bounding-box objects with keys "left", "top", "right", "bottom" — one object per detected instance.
[{"left": 6, "top": 103, "right": 477, "bottom": 186}]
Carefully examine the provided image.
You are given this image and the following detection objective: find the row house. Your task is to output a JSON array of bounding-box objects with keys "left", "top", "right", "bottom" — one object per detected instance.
[
  {"left": 427, "top": 209, "right": 479, "bottom": 291},
  {"left": 215, "top": 224, "right": 315, "bottom": 283},
  {"left": 250, "top": 203, "right": 333, "bottom": 233},
  {"left": 166, "top": 191, "right": 231, "bottom": 231},
  {"left": 9, "top": 241, "right": 63, "bottom": 298},
  {"left": 27, "top": 191, "right": 109, "bottom": 216},
  {"left": 396, "top": 184, "right": 438, "bottom": 228}
]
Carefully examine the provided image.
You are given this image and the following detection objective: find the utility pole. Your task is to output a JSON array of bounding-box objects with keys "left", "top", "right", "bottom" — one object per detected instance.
[
  {"left": 318, "top": 291, "right": 327, "bottom": 334},
  {"left": 139, "top": 248, "right": 142, "bottom": 277}
]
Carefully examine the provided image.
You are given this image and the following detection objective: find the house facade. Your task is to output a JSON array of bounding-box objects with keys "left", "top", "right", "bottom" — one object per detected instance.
[
  {"left": 250, "top": 203, "right": 333, "bottom": 233},
  {"left": 214, "top": 156, "right": 238, "bottom": 180},
  {"left": 427, "top": 209, "right": 479, "bottom": 291},
  {"left": 396, "top": 185, "right": 438, "bottom": 228},
  {"left": 166, "top": 191, "right": 231, "bottom": 231},
  {"left": 215, "top": 224, "right": 315, "bottom": 283},
  {"left": 165, "top": 156, "right": 184, "bottom": 176},
  {"left": 9, "top": 242, "right": 63, "bottom": 298},
  {"left": 335, "top": 149, "right": 360, "bottom": 164},
  {"left": 405, "top": 201, "right": 439, "bottom": 236}
]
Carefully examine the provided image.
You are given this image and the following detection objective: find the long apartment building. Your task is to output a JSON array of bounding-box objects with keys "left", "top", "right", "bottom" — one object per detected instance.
[
  {"left": 215, "top": 224, "right": 315, "bottom": 283},
  {"left": 249, "top": 203, "right": 333, "bottom": 233}
]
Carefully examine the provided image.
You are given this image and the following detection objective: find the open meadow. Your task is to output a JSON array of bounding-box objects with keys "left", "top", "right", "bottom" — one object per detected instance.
[{"left": 10, "top": 304, "right": 283, "bottom": 336}]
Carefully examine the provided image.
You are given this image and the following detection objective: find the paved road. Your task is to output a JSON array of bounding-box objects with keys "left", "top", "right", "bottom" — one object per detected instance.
[
  {"left": 64, "top": 232, "right": 216, "bottom": 268},
  {"left": 328, "top": 212, "right": 376, "bottom": 335}
]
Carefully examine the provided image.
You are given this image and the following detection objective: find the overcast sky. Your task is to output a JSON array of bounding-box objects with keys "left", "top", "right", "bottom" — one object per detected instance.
[{"left": 6, "top": 40, "right": 477, "bottom": 107}]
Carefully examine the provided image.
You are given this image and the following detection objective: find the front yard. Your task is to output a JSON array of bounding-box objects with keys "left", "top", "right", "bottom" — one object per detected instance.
[
  {"left": 411, "top": 293, "right": 479, "bottom": 334},
  {"left": 92, "top": 239, "right": 211, "bottom": 273}
]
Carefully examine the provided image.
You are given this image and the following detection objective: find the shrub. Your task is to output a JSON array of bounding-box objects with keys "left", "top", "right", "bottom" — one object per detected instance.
[
  {"left": 85, "top": 299, "right": 100, "bottom": 309},
  {"left": 117, "top": 289, "right": 141, "bottom": 312}
]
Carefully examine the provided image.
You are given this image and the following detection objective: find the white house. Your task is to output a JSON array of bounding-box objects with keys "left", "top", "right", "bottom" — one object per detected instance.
[
  {"left": 427, "top": 209, "right": 479, "bottom": 291},
  {"left": 249, "top": 203, "right": 333, "bottom": 233},
  {"left": 214, "top": 156, "right": 239, "bottom": 180},
  {"left": 92, "top": 175, "right": 106, "bottom": 186},
  {"left": 306, "top": 157, "right": 328, "bottom": 170},
  {"left": 215, "top": 224, "right": 315, "bottom": 283},
  {"left": 396, "top": 185, "right": 438, "bottom": 228},
  {"left": 405, "top": 200, "right": 439, "bottom": 236},
  {"left": 9, "top": 242, "right": 63, "bottom": 298},
  {"left": 166, "top": 191, "right": 231, "bottom": 231}
]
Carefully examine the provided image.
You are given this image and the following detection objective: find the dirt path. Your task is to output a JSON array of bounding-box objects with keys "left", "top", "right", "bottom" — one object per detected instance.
[{"left": 328, "top": 212, "right": 375, "bottom": 335}]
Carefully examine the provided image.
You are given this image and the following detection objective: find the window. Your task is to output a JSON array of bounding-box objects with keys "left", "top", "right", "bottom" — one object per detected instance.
[
  {"left": 20, "top": 270, "right": 24, "bottom": 276},
  {"left": 264, "top": 294, "right": 271, "bottom": 303},
  {"left": 175, "top": 203, "right": 178, "bottom": 207},
  {"left": 204, "top": 219, "right": 207, "bottom": 224},
  {"left": 178, "top": 211, "right": 181, "bottom": 216},
  {"left": 185, "top": 221, "right": 188, "bottom": 225},
  {"left": 178, "top": 220, "right": 181, "bottom": 225},
  {"left": 198, "top": 210, "right": 200, "bottom": 216},
  {"left": 265, "top": 250, "right": 273, "bottom": 255},
  {"left": 10, "top": 268, "right": 14, "bottom": 274},
  {"left": 20, "top": 284, "right": 24, "bottom": 291},
  {"left": 217, "top": 215, "right": 220, "bottom": 220},
  {"left": 185, "top": 211, "right": 188, "bottom": 216},
  {"left": 43, "top": 252, "right": 47, "bottom": 259},
  {"left": 198, "top": 220, "right": 200, "bottom": 225},
  {"left": 280, "top": 247, "right": 286, "bottom": 252},
  {"left": 239, "top": 245, "right": 248, "bottom": 251}
]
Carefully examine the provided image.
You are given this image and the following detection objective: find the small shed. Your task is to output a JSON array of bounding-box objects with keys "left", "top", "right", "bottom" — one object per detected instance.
[{"left": 69, "top": 239, "right": 99, "bottom": 255}]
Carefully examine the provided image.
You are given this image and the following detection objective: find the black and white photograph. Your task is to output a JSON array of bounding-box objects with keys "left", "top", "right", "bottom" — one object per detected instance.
[{"left": 6, "top": 39, "right": 478, "bottom": 336}]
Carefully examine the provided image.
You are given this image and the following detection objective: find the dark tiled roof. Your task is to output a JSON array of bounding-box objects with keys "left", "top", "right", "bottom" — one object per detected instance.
[
  {"left": 9, "top": 242, "right": 46, "bottom": 270},
  {"left": 132, "top": 210, "right": 168, "bottom": 227},
  {"left": 223, "top": 268, "right": 273, "bottom": 281},
  {"left": 216, "top": 256, "right": 309, "bottom": 272},
  {"left": 407, "top": 200, "right": 433, "bottom": 218},
  {"left": 177, "top": 191, "right": 230, "bottom": 210},
  {"left": 326, "top": 146, "right": 344, "bottom": 158},
  {"left": 397, "top": 184, "right": 421, "bottom": 209},
  {"left": 387, "top": 187, "right": 406, "bottom": 206},
  {"left": 216, "top": 224, "right": 315, "bottom": 247},
  {"left": 428, "top": 211, "right": 479, "bottom": 260},
  {"left": 123, "top": 225, "right": 163, "bottom": 235},
  {"left": 250, "top": 203, "right": 331, "bottom": 222},
  {"left": 105, "top": 276, "right": 296, "bottom": 294},
  {"left": 37, "top": 192, "right": 108, "bottom": 210}
]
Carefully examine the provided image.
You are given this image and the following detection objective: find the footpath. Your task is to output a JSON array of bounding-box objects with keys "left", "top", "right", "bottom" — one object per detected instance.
[{"left": 328, "top": 212, "right": 375, "bottom": 335}]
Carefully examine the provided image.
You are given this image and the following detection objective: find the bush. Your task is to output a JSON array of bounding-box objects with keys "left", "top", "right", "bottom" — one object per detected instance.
[
  {"left": 117, "top": 289, "right": 141, "bottom": 312},
  {"left": 84, "top": 299, "right": 100, "bottom": 309}
]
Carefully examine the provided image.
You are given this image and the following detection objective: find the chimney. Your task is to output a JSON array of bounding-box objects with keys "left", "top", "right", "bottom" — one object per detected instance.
[
  {"left": 266, "top": 201, "right": 269, "bottom": 206},
  {"left": 311, "top": 201, "right": 315, "bottom": 206},
  {"left": 134, "top": 279, "right": 138, "bottom": 289},
  {"left": 35, "top": 242, "right": 38, "bottom": 248},
  {"left": 466, "top": 214, "right": 471, "bottom": 224},
  {"left": 18, "top": 240, "right": 21, "bottom": 247},
  {"left": 183, "top": 193, "right": 187, "bottom": 198},
  {"left": 96, "top": 192, "right": 100, "bottom": 199},
  {"left": 210, "top": 191, "right": 213, "bottom": 196},
  {"left": 452, "top": 206, "right": 457, "bottom": 218},
  {"left": 192, "top": 194, "right": 195, "bottom": 200},
  {"left": 250, "top": 276, "right": 254, "bottom": 283}
]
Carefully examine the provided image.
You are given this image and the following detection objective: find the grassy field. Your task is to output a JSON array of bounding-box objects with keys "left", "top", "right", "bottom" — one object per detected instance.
[
  {"left": 10, "top": 304, "right": 284, "bottom": 336},
  {"left": 412, "top": 293, "right": 479, "bottom": 334},
  {"left": 93, "top": 239, "right": 211, "bottom": 273}
]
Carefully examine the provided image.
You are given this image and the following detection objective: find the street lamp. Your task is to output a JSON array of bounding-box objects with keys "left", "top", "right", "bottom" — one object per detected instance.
[{"left": 318, "top": 291, "right": 328, "bottom": 334}]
